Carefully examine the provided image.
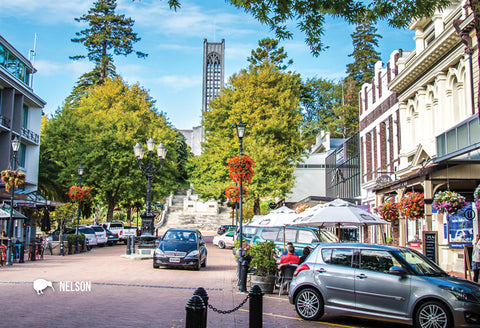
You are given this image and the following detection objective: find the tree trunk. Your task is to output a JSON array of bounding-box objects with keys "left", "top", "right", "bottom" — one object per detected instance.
[
  {"left": 254, "top": 197, "right": 261, "bottom": 215},
  {"left": 107, "top": 197, "right": 115, "bottom": 222},
  {"left": 126, "top": 205, "right": 132, "bottom": 226}
]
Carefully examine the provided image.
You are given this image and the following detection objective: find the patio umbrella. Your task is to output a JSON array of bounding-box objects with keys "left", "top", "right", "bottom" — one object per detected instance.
[
  {"left": 290, "top": 199, "right": 387, "bottom": 228},
  {"left": 41, "top": 208, "right": 51, "bottom": 232}
]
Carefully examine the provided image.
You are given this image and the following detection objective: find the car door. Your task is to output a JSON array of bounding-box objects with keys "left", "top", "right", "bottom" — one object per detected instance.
[
  {"left": 312, "top": 247, "right": 356, "bottom": 310},
  {"left": 354, "top": 249, "right": 411, "bottom": 317}
]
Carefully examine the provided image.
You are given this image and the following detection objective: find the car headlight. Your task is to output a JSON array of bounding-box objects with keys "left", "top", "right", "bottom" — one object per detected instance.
[
  {"left": 441, "top": 286, "right": 480, "bottom": 303},
  {"left": 154, "top": 249, "right": 165, "bottom": 257},
  {"left": 187, "top": 250, "right": 200, "bottom": 257}
]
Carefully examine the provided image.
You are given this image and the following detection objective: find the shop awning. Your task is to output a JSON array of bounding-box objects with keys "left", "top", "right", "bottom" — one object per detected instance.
[{"left": 0, "top": 205, "right": 28, "bottom": 219}]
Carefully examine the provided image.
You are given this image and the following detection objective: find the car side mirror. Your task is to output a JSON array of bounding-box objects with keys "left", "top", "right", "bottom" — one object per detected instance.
[
  {"left": 199, "top": 240, "right": 205, "bottom": 246},
  {"left": 389, "top": 266, "right": 408, "bottom": 277}
]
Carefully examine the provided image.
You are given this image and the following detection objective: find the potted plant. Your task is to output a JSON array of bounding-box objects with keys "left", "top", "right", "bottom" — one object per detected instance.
[
  {"left": 78, "top": 233, "right": 86, "bottom": 252},
  {"left": 433, "top": 190, "right": 467, "bottom": 215},
  {"left": 66, "top": 234, "right": 76, "bottom": 254},
  {"left": 247, "top": 241, "right": 278, "bottom": 293},
  {"left": 474, "top": 184, "right": 480, "bottom": 209}
]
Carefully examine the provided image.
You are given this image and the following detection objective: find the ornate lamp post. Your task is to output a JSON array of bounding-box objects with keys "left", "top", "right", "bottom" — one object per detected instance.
[
  {"left": 6, "top": 136, "right": 20, "bottom": 266},
  {"left": 75, "top": 165, "right": 84, "bottom": 253},
  {"left": 134, "top": 138, "right": 167, "bottom": 248},
  {"left": 236, "top": 120, "right": 248, "bottom": 292}
]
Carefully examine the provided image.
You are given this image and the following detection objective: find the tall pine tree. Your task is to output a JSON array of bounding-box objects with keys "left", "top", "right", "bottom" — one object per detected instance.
[
  {"left": 346, "top": 19, "right": 382, "bottom": 87},
  {"left": 70, "top": 0, "right": 147, "bottom": 89}
]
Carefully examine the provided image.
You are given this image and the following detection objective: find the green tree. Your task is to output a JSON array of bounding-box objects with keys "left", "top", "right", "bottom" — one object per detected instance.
[
  {"left": 70, "top": 0, "right": 147, "bottom": 85},
  {"left": 346, "top": 19, "right": 382, "bottom": 87},
  {"left": 189, "top": 51, "right": 306, "bottom": 214},
  {"left": 326, "top": 77, "right": 359, "bottom": 138},
  {"left": 227, "top": 0, "right": 451, "bottom": 56},
  {"left": 247, "top": 38, "right": 293, "bottom": 70},
  {"left": 40, "top": 78, "right": 184, "bottom": 221},
  {"left": 300, "top": 77, "right": 343, "bottom": 145}
]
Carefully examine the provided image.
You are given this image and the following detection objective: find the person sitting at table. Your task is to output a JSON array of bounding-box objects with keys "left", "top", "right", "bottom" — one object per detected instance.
[
  {"left": 278, "top": 244, "right": 300, "bottom": 269},
  {"left": 299, "top": 246, "right": 312, "bottom": 263}
]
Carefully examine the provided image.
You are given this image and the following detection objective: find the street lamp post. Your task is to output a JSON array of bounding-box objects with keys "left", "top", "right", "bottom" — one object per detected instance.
[
  {"left": 236, "top": 120, "right": 248, "bottom": 292},
  {"left": 134, "top": 138, "right": 167, "bottom": 248},
  {"left": 75, "top": 165, "right": 84, "bottom": 253},
  {"left": 6, "top": 137, "right": 20, "bottom": 266}
]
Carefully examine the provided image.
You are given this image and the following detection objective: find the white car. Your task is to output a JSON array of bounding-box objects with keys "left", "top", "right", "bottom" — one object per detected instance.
[
  {"left": 213, "top": 230, "right": 235, "bottom": 249},
  {"left": 87, "top": 225, "right": 108, "bottom": 246},
  {"left": 77, "top": 226, "right": 98, "bottom": 246}
]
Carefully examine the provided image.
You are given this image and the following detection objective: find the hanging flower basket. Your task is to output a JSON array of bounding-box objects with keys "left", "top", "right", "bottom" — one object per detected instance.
[
  {"left": 1, "top": 170, "right": 25, "bottom": 192},
  {"left": 398, "top": 192, "right": 424, "bottom": 220},
  {"left": 68, "top": 185, "right": 93, "bottom": 202},
  {"left": 227, "top": 155, "right": 255, "bottom": 184},
  {"left": 474, "top": 184, "right": 480, "bottom": 208},
  {"left": 377, "top": 199, "right": 399, "bottom": 222},
  {"left": 225, "top": 185, "right": 248, "bottom": 202},
  {"left": 433, "top": 190, "right": 466, "bottom": 215},
  {"left": 294, "top": 204, "right": 310, "bottom": 213}
]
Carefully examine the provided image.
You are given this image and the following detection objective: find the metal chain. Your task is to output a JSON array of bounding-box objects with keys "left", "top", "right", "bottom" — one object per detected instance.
[{"left": 207, "top": 293, "right": 250, "bottom": 314}]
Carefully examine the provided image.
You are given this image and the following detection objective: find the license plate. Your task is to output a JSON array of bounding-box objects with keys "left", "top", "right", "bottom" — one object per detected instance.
[{"left": 169, "top": 257, "right": 180, "bottom": 263}]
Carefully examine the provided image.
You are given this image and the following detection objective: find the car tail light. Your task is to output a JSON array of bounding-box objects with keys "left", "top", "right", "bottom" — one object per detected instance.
[
  {"left": 293, "top": 263, "right": 310, "bottom": 277},
  {"left": 120, "top": 230, "right": 123, "bottom": 235}
]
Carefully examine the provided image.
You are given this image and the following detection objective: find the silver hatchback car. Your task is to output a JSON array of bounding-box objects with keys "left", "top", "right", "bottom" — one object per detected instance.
[{"left": 289, "top": 243, "right": 480, "bottom": 328}]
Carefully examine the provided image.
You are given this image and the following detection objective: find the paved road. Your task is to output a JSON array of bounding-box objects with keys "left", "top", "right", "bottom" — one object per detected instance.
[{"left": 0, "top": 242, "right": 410, "bottom": 328}]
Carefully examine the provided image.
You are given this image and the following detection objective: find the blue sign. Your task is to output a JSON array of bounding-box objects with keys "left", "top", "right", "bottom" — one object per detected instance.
[{"left": 447, "top": 203, "right": 474, "bottom": 249}]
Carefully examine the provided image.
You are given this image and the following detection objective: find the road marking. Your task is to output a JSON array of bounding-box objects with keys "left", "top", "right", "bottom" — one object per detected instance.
[
  {"left": 238, "top": 309, "right": 359, "bottom": 328},
  {"left": 0, "top": 281, "right": 222, "bottom": 291}
]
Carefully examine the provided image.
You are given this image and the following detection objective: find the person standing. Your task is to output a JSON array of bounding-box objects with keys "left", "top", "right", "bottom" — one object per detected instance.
[{"left": 473, "top": 234, "right": 480, "bottom": 283}]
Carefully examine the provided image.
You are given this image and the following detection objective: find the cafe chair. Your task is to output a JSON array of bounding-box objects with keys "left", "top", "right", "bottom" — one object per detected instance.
[{"left": 278, "top": 264, "right": 298, "bottom": 295}]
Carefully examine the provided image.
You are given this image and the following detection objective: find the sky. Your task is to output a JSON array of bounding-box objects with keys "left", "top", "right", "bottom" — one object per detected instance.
[{"left": 0, "top": 0, "right": 416, "bottom": 130}]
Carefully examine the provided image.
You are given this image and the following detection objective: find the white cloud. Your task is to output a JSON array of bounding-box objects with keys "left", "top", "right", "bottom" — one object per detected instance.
[
  {"left": 34, "top": 59, "right": 92, "bottom": 76},
  {"left": 153, "top": 75, "right": 201, "bottom": 90},
  {"left": 0, "top": 0, "right": 90, "bottom": 24}
]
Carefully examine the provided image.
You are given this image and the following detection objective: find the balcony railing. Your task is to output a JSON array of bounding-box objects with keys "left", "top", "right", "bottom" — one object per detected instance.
[
  {"left": 0, "top": 114, "right": 11, "bottom": 128},
  {"left": 21, "top": 127, "right": 39, "bottom": 144}
]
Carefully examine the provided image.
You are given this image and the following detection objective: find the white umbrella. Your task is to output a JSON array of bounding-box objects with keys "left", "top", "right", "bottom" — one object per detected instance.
[
  {"left": 249, "top": 212, "right": 298, "bottom": 227},
  {"left": 290, "top": 199, "right": 387, "bottom": 228}
]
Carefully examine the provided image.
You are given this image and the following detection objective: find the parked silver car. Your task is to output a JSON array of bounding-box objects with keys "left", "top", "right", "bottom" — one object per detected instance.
[{"left": 289, "top": 243, "right": 480, "bottom": 328}]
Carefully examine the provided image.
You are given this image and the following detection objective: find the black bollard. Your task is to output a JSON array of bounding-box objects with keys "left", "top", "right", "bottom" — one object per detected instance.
[
  {"left": 19, "top": 242, "right": 25, "bottom": 263},
  {"left": 131, "top": 236, "right": 135, "bottom": 254},
  {"left": 60, "top": 240, "right": 65, "bottom": 256},
  {"left": 249, "top": 284, "right": 263, "bottom": 328},
  {"left": 185, "top": 295, "right": 206, "bottom": 328},
  {"left": 126, "top": 236, "right": 131, "bottom": 255},
  {"left": 239, "top": 256, "right": 249, "bottom": 292},
  {"left": 31, "top": 242, "right": 36, "bottom": 261},
  {"left": 193, "top": 287, "right": 209, "bottom": 328}
]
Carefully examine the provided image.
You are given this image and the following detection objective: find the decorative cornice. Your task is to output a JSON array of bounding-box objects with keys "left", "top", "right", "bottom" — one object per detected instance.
[{"left": 389, "top": 25, "right": 461, "bottom": 94}]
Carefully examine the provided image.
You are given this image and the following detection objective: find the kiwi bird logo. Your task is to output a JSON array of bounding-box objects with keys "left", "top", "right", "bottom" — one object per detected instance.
[{"left": 33, "top": 279, "right": 54, "bottom": 295}]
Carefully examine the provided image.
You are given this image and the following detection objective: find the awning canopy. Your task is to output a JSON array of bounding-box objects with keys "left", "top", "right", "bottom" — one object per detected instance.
[{"left": 0, "top": 204, "right": 28, "bottom": 219}]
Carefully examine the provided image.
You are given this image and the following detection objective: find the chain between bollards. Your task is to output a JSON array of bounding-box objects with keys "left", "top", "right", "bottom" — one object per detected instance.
[{"left": 185, "top": 285, "right": 263, "bottom": 328}]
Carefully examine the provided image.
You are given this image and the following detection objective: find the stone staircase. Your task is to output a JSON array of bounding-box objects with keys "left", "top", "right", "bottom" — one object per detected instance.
[{"left": 156, "top": 193, "right": 233, "bottom": 233}]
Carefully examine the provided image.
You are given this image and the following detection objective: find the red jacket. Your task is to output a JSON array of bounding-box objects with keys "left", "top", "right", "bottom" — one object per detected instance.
[{"left": 279, "top": 253, "right": 300, "bottom": 265}]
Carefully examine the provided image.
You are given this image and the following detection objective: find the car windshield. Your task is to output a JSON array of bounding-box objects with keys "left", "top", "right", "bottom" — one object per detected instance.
[
  {"left": 79, "top": 227, "right": 95, "bottom": 235},
  {"left": 163, "top": 231, "right": 197, "bottom": 242},
  {"left": 397, "top": 249, "right": 447, "bottom": 276},
  {"left": 91, "top": 226, "right": 104, "bottom": 232}
]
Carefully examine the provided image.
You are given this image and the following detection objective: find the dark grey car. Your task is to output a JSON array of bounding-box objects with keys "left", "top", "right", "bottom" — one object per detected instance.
[{"left": 289, "top": 243, "right": 480, "bottom": 328}]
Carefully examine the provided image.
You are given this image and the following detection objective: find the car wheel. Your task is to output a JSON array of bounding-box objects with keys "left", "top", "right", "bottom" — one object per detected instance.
[
  {"left": 294, "top": 288, "right": 324, "bottom": 321},
  {"left": 99, "top": 243, "right": 105, "bottom": 247},
  {"left": 201, "top": 258, "right": 206, "bottom": 268},
  {"left": 194, "top": 261, "right": 201, "bottom": 271},
  {"left": 415, "top": 301, "right": 451, "bottom": 328},
  {"left": 218, "top": 240, "right": 226, "bottom": 249},
  {"left": 153, "top": 261, "right": 159, "bottom": 269}
]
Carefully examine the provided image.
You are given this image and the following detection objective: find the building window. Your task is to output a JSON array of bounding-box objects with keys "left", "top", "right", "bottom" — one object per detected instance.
[
  {"left": 19, "top": 143, "right": 26, "bottom": 168},
  {"left": 22, "top": 105, "right": 28, "bottom": 128}
]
